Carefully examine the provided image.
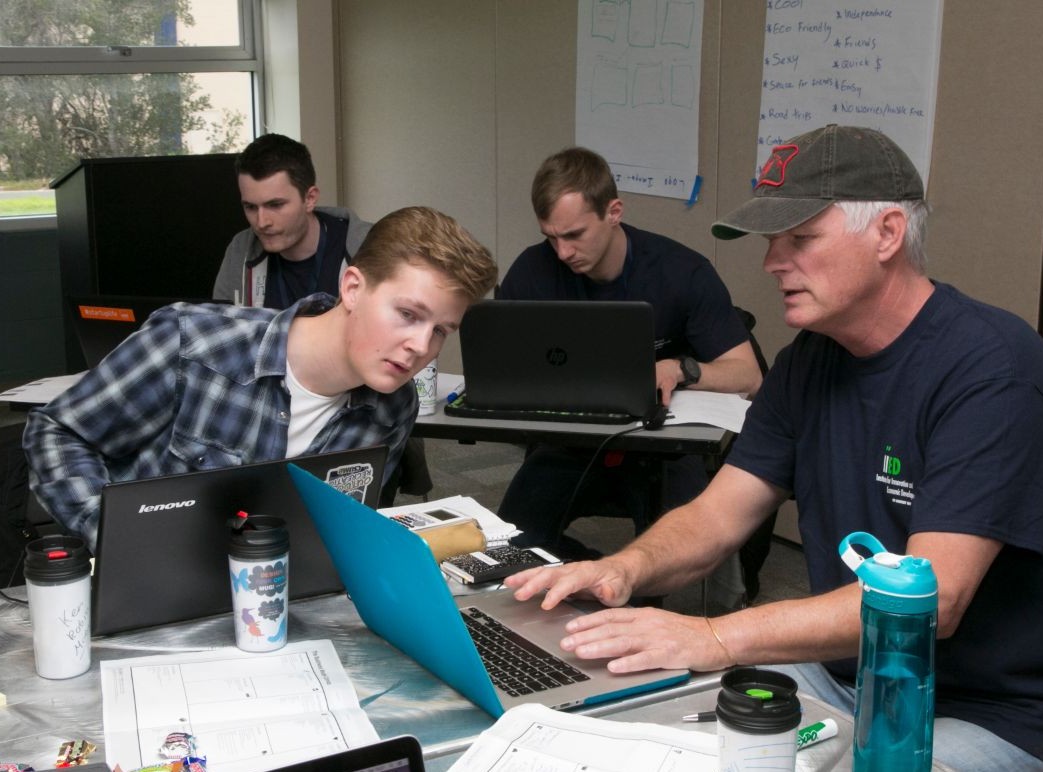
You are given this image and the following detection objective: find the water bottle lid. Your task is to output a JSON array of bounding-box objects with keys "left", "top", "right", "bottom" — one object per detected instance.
[{"left": 838, "top": 531, "right": 937, "bottom": 614}]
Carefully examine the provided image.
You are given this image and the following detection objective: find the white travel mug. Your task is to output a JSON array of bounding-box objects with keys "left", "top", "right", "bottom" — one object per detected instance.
[
  {"left": 414, "top": 358, "right": 437, "bottom": 416},
  {"left": 24, "top": 535, "right": 93, "bottom": 679},
  {"left": 716, "top": 667, "right": 801, "bottom": 772},
  {"left": 228, "top": 514, "right": 290, "bottom": 652}
]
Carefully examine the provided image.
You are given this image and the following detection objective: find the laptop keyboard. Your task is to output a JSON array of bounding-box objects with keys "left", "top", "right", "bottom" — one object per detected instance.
[
  {"left": 461, "top": 606, "right": 591, "bottom": 696},
  {"left": 445, "top": 401, "right": 635, "bottom": 425}
]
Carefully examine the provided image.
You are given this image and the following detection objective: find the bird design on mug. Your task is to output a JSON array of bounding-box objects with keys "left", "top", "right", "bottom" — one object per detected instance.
[{"left": 240, "top": 607, "right": 263, "bottom": 638}]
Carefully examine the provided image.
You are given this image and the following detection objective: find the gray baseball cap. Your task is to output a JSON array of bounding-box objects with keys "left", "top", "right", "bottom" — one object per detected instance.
[{"left": 711, "top": 124, "right": 925, "bottom": 240}]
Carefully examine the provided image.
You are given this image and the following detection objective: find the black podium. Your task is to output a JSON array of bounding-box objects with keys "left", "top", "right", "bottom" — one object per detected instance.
[{"left": 51, "top": 154, "right": 245, "bottom": 370}]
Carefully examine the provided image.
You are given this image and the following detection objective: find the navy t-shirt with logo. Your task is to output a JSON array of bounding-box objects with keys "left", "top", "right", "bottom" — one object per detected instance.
[{"left": 728, "top": 281, "right": 1043, "bottom": 759}]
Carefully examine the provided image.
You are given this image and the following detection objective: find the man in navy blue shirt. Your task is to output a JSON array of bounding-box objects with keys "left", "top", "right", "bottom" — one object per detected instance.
[
  {"left": 498, "top": 147, "right": 762, "bottom": 567},
  {"left": 506, "top": 126, "right": 1043, "bottom": 769}
]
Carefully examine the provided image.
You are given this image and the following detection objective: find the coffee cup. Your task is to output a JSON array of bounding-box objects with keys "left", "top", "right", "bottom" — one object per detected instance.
[
  {"left": 24, "top": 535, "right": 92, "bottom": 679},
  {"left": 414, "top": 359, "right": 437, "bottom": 416},
  {"left": 716, "top": 667, "right": 801, "bottom": 772},
  {"left": 228, "top": 514, "right": 289, "bottom": 652}
]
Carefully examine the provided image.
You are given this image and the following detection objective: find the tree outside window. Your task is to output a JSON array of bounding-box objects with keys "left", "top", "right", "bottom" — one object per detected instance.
[{"left": 0, "top": 0, "right": 257, "bottom": 217}]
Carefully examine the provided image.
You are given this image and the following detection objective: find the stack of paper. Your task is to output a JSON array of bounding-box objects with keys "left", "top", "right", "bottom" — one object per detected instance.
[{"left": 448, "top": 702, "right": 718, "bottom": 771}]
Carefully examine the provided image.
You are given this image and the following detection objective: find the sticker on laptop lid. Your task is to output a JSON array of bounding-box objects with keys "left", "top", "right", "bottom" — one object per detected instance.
[{"left": 325, "top": 462, "right": 376, "bottom": 502}]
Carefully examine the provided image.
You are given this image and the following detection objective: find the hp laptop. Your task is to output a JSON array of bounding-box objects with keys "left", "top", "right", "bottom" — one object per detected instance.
[
  {"left": 92, "top": 446, "right": 388, "bottom": 635},
  {"left": 67, "top": 294, "right": 223, "bottom": 368},
  {"left": 446, "top": 300, "right": 658, "bottom": 424},
  {"left": 287, "top": 464, "right": 690, "bottom": 717}
]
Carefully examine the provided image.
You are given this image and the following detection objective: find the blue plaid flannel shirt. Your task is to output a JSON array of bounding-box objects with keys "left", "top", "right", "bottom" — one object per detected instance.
[{"left": 23, "top": 294, "right": 417, "bottom": 550}]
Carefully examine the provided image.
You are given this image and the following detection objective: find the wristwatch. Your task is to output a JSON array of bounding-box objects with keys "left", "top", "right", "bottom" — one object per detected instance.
[{"left": 679, "top": 355, "right": 702, "bottom": 387}]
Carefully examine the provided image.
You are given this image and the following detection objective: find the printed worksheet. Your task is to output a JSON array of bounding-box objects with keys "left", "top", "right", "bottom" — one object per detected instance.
[
  {"left": 448, "top": 703, "right": 717, "bottom": 771},
  {"left": 102, "top": 640, "right": 378, "bottom": 772}
]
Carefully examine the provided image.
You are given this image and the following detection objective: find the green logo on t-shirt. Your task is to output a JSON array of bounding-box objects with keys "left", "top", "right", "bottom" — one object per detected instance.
[{"left": 882, "top": 444, "right": 901, "bottom": 475}]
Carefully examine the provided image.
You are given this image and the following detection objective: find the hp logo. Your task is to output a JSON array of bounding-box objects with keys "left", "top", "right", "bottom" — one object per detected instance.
[{"left": 545, "top": 347, "right": 568, "bottom": 366}]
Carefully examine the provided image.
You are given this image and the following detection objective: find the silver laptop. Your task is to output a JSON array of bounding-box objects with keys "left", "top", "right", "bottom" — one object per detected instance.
[
  {"left": 287, "top": 463, "right": 690, "bottom": 717},
  {"left": 92, "top": 446, "right": 387, "bottom": 635},
  {"left": 447, "top": 300, "right": 659, "bottom": 424}
]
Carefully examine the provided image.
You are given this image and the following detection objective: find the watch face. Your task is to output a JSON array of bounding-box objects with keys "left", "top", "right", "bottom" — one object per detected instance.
[{"left": 682, "top": 356, "right": 701, "bottom": 385}]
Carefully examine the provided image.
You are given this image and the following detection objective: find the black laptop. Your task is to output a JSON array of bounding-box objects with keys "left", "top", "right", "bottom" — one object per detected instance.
[
  {"left": 270, "top": 736, "right": 425, "bottom": 772},
  {"left": 91, "top": 445, "right": 388, "bottom": 635},
  {"left": 67, "top": 294, "right": 223, "bottom": 368},
  {"left": 447, "top": 300, "right": 658, "bottom": 424}
]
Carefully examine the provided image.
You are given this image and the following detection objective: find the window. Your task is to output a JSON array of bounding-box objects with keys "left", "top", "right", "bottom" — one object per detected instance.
[{"left": 0, "top": 0, "right": 261, "bottom": 218}]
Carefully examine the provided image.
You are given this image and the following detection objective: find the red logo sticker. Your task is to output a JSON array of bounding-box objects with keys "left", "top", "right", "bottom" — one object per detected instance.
[{"left": 756, "top": 144, "right": 799, "bottom": 189}]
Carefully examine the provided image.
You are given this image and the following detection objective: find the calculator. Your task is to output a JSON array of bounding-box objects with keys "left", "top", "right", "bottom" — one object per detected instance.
[
  {"left": 441, "top": 545, "right": 562, "bottom": 584},
  {"left": 386, "top": 506, "right": 472, "bottom": 531}
]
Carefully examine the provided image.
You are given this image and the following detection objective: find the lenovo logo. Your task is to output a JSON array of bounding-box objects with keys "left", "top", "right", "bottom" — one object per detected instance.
[{"left": 138, "top": 499, "right": 196, "bottom": 513}]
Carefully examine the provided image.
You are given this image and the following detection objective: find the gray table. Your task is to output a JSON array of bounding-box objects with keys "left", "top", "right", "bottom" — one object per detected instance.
[
  {"left": 413, "top": 398, "right": 732, "bottom": 459},
  {"left": 0, "top": 588, "right": 867, "bottom": 772}
]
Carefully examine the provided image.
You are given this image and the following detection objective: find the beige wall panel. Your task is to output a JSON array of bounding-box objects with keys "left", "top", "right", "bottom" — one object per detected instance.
[
  {"left": 493, "top": 1, "right": 577, "bottom": 272},
  {"left": 926, "top": 1, "right": 1043, "bottom": 326},
  {"left": 296, "top": 0, "right": 342, "bottom": 203},
  {"left": 338, "top": 2, "right": 497, "bottom": 244}
]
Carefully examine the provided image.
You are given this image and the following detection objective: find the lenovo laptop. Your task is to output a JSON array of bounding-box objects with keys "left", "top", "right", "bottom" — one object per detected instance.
[
  {"left": 92, "top": 446, "right": 388, "bottom": 635},
  {"left": 287, "top": 464, "right": 691, "bottom": 717},
  {"left": 446, "top": 300, "right": 659, "bottom": 424},
  {"left": 67, "top": 294, "right": 224, "bottom": 368}
]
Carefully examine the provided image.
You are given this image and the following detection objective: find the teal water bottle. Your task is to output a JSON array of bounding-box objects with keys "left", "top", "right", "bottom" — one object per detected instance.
[{"left": 839, "top": 532, "right": 937, "bottom": 771}]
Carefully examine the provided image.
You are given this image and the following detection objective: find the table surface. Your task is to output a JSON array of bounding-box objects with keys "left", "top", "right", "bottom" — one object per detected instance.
[
  {"left": 1, "top": 372, "right": 732, "bottom": 460},
  {"left": 413, "top": 373, "right": 732, "bottom": 459},
  {"left": 0, "top": 588, "right": 868, "bottom": 772}
]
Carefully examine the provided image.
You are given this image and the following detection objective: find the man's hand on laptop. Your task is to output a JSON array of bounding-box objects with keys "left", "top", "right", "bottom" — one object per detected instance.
[
  {"left": 504, "top": 556, "right": 635, "bottom": 610},
  {"left": 506, "top": 558, "right": 727, "bottom": 674},
  {"left": 559, "top": 606, "right": 723, "bottom": 673}
]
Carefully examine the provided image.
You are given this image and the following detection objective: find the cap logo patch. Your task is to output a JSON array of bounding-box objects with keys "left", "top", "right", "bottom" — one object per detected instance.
[{"left": 756, "top": 144, "right": 799, "bottom": 189}]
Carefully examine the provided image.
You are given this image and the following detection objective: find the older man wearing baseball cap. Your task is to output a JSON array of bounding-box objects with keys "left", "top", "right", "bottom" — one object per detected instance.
[{"left": 505, "top": 125, "right": 1043, "bottom": 769}]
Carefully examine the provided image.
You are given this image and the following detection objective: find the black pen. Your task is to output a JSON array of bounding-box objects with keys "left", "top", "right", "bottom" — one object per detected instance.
[{"left": 681, "top": 711, "right": 717, "bottom": 722}]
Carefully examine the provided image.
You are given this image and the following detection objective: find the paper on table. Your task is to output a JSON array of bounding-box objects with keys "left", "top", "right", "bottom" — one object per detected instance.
[
  {"left": 379, "top": 494, "right": 521, "bottom": 547},
  {"left": 101, "top": 639, "right": 378, "bottom": 772},
  {"left": 664, "top": 390, "right": 751, "bottom": 434},
  {"left": 448, "top": 702, "right": 718, "bottom": 771},
  {"left": 0, "top": 373, "right": 84, "bottom": 405}
]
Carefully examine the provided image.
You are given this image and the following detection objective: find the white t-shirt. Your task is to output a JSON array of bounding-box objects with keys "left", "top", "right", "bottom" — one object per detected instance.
[{"left": 284, "top": 361, "right": 350, "bottom": 457}]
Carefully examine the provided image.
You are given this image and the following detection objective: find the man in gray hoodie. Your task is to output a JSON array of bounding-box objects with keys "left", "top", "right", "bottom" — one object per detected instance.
[{"left": 213, "top": 133, "right": 372, "bottom": 307}]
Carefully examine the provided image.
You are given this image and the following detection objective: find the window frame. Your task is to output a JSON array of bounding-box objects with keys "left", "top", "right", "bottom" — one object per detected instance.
[
  {"left": 0, "top": 0, "right": 262, "bottom": 76},
  {"left": 0, "top": 0, "right": 263, "bottom": 228}
]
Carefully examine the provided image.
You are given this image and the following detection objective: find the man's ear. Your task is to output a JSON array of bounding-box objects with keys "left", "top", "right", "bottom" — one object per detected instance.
[
  {"left": 876, "top": 208, "right": 907, "bottom": 264},
  {"left": 340, "top": 265, "right": 364, "bottom": 308},
  {"left": 605, "top": 197, "right": 624, "bottom": 226},
  {"left": 303, "top": 185, "right": 320, "bottom": 213}
]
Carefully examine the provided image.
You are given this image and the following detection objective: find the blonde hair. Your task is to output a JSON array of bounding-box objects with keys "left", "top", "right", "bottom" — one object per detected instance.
[{"left": 352, "top": 206, "right": 497, "bottom": 302}]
